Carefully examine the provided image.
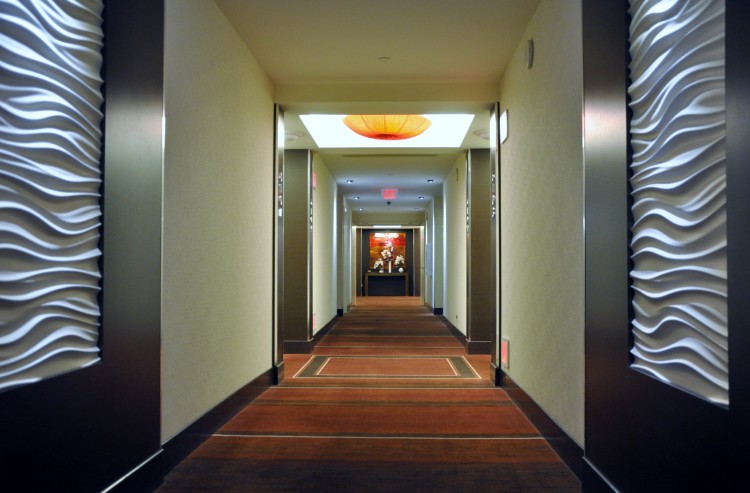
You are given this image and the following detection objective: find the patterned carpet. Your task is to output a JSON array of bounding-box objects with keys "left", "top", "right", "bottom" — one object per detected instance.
[{"left": 158, "top": 297, "right": 580, "bottom": 492}]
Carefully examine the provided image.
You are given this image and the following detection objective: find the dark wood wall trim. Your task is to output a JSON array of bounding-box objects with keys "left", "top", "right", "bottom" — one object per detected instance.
[
  {"left": 313, "top": 314, "right": 337, "bottom": 344},
  {"left": 466, "top": 149, "right": 493, "bottom": 348},
  {"left": 581, "top": 459, "right": 617, "bottom": 493},
  {"left": 162, "top": 369, "right": 273, "bottom": 475},
  {"left": 282, "top": 150, "right": 312, "bottom": 348},
  {"left": 466, "top": 341, "right": 491, "bottom": 355},
  {"left": 105, "top": 450, "right": 164, "bottom": 493},
  {"left": 501, "top": 375, "right": 584, "bottom": 482},
  {"left": 489, "top": 102, "right": 501, "bottom": 387},
  {"left": 273, "top": 106, "right": 285, "bottom": 388},
  {"left": 284, "top": 340, "right": 313, "bottom": 354},
  {"left": 440, "top": 315, "right": 468, "bottom": 348},
  {"left": 581, "top": 1, "right": 631, "bottom": 487},
  {"left": 273, "top": 362, "right": 285, "bottom": 385},
  {"left": 490, "top": 361, "right": 506, "bottom": 386},
  {"left": 283, "top": 313, "right": 338, "bottom": 354},
  {"left": 726, "top": 1, "right": 750, "bottom": 484},
  {"left": 583, "top": 1, "right": 749, "bottom": 490},
  {"left": 0, "top": 2, "right": 164, "bottom": 491}
]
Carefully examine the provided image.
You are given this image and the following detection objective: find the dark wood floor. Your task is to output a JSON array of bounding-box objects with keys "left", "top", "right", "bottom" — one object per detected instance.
[{"left": 158, "top": 297, "right": 580, "bottom": 492}]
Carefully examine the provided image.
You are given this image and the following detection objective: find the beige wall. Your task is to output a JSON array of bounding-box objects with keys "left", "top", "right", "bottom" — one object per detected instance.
[
  {"left": 499, "top": 0, "right": 584, "bottom": 445},
  {"left": 312, "top": 154, "right": 337, "bottom": 332},
  {"left": 352, "top": 212, "right": 424, "bottom": 226},
  {"left": 162, "top": 0, "right": 274, "bottom": 442},
  {"left": 443, "top": 153, "right": 468, "bottom": 334}
]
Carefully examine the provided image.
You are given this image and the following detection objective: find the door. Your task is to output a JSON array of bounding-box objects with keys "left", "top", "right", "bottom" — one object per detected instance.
[{"left": 583, "top": 1, "right": 750, "bottom": 491}]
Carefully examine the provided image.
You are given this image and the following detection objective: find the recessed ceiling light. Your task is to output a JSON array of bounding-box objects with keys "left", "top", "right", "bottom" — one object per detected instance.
[
  {"left": 418, "top": 196, "right": 425, "bottom": 200},
  {"left": 427, "top": 179, "right": 434, "bottom": 183},
  {"left": 299, "top": 114, "right": 475, "bottom": 149},
  {"left": 358, "top": 208, "right": 363, "bottom": 211},
  {"left": 346, "top": 179, "right": 354, "bottom": 183},
  {"left": 354, "top": 196, "right": 360, "bottom": 200}
]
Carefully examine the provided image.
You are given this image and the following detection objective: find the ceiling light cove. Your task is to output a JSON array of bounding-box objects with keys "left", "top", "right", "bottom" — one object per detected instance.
[{"left": 300, "top": 114, "right": 475, "bottom": 148}]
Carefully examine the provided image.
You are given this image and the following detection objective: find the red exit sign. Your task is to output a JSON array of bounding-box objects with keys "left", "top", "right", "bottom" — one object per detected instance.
[{"left": 381, "top": 188, "right": 398, "bottom": 200}]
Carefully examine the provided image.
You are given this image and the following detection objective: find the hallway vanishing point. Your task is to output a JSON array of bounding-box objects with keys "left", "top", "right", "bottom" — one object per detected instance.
[{"left": 158, "top": 297, "right": 580, "bottom": 492}]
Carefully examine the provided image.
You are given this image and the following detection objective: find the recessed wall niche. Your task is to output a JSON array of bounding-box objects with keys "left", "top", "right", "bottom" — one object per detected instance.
[{"left": 0, "top": 1, "right": 104, "bottom": 391}]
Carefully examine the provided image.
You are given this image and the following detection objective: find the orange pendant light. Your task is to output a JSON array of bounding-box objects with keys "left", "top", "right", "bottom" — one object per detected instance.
[{"left": 342, "top": 115, "right": 431, "bottom": 140}]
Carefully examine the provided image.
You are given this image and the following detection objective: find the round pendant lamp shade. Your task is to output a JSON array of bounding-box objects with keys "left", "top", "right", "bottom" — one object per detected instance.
[{"left": 343, "top": 115, "right": 431, "bottom": 140}]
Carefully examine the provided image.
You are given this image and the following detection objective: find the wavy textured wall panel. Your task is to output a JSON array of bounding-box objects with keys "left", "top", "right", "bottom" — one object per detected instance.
[
  {"left": 628, "top": 0, "right": 727, "bottom": 406},
  {"left": 0, "top": 0, "right": 103, "bottom": 391}
]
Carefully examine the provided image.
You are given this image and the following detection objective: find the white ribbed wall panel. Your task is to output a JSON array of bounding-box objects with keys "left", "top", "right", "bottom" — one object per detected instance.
[
  {"left": 628, "top": 0, "right": 727, "bottom": 406},
  {"left": 0, "top": 0, "right": 104, "bottom": 391}
]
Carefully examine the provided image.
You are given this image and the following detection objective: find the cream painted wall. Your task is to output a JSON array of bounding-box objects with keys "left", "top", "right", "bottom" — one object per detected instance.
[
  {"left": 499, "top": 0, "right": 584, "bottom": 445},
  {"left": 162, "top": 0, "right": 274, "bottom": 443},
  {"left": 312, "top": 154, "right": 337, "bottom": 333},
  {"left": 443, "top": 154, "right": 468, "bottom": 334},
  {"left": 352, "top": 212, "right": 424, "bottom": 226}
]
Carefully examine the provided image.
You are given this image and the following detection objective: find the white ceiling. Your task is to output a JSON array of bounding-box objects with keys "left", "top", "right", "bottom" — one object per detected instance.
[{"left": 215, "top": 0, "right": 540, "bottom": 216}]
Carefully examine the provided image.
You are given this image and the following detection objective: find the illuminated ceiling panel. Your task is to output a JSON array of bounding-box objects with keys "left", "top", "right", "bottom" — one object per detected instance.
[{"left": 300, "top": 114, "right": 474, "bottom": 148}]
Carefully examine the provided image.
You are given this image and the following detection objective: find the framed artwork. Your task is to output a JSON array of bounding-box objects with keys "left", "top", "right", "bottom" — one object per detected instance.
[{"left": 369, "top": 232, "right": 406, "bottom": 272}]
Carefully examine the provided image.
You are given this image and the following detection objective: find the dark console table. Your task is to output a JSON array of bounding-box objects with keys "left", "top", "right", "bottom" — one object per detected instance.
[{"left": 365, "top": 272, "right": 409, "bottom": 296}]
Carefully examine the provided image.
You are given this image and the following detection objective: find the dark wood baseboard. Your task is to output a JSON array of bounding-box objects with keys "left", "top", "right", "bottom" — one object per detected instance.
[
  {"left": 105, "top": 450, "right": 163, "bottom": 493},
  {"left": 499, "top": 374, "right": 584, "bottom": 482},
  {"left": 273, "top": 362, "right": 284, "bottom": 385},
  {"left": 285, "top": 315, "right": 338, "bottom": 354},
  {"left": 284, "top": 339, "right": 312, "bottom": 353},
  {"left": 467, "top": 340, "right": 491, "bottom": 354},
  {"left": 161, "top": 369, "right": 273, "bottom": 474},
  {"left": 312, "top": 315, "right": 337, "bottom": 346},
  {"left": 582, "top": 458, "right": 617, "bottom": 493},
  {"left": 490, "top": 361, "right": 507, "bottom": 385},
  {"left": 439, "top": 315, "right": 467, "bottom": 348}
]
